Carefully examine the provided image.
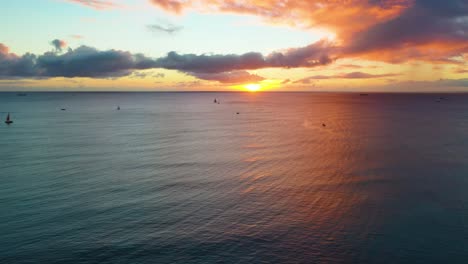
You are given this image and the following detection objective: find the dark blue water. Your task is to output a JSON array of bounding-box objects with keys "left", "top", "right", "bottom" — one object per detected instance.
[{"left": 1, "top": 92, "right": 468, "bottom": 263}]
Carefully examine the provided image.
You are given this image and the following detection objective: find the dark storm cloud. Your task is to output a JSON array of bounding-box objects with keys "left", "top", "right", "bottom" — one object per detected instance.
[{"left": 346, "top": 0, "right": 468, "bottom": 54}]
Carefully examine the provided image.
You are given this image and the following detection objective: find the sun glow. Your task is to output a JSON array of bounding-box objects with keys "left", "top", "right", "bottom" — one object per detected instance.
[
  {"left": 245, "top": 83, "right": 261, "bottom": 92},
  {"left": 233, "top": 79, "right": 283, "bottom": 92}
]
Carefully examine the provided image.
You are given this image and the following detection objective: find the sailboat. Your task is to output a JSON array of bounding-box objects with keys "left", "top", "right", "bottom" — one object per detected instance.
[{"left": 5, "top": 113, "right": 13, "bottom": 124}]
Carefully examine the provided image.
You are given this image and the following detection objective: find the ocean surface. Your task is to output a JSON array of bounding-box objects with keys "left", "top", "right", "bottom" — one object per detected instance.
[{"left": 1, "top": 92, "right": 468, "bottom": 263}]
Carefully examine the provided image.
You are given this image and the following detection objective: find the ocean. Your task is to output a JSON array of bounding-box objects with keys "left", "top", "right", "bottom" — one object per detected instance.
[{"left": 1, "top": 92, "right": 468, "bottom": 263}]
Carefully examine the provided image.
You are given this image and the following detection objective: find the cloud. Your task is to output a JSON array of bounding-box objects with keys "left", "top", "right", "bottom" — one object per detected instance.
[
  {"left": 0, "top": 43, "right": 9, "bottom": 54},
  {"left": 67, "top": 0, "right": 465, "bottom": 66},
  {"left": 147, "top": 22, "right": 183, "bottom": 34},
  {"left": 130, "top": 71, "right": 149, "bottom": 79},
  {"left": 148, "top": 0, "right": 412, "bottom": 35},
  {"left": 155, "top": 39, "right": 336, "bottom": 73},
  {"left": 63, "top": 0, "right": 120, "bottom": 9},
  {"left": 0, "top": 40, "right": 334, "bottom": 81},
  {"left": 344, "top": 0, "right": 468, "bottom": 62},
  {"left": 341, "top": 72, "right": 399, "bottom": 79},
  {"left": 146, "top": 0, "right": 467, "bottom": 64},
  {"left": 129, "top": 71, "right": 166, "bottom": 79},
  {"left": 453, "top": 67, "right": 468, "bottom": 74},
  {"left": 434, "top": 78, "right": 468, "bottom": 87},
  {"left": 60, "top": 0, "right": 466, "bottom": 67},
  {"left": 295, "top": 71, "right": 399, "bottom": 83},
  {"left": 0, "top": 44, "right": 154, "bottom": 78},
  {"left": 149, "top": 0, "right": 185, "bottom": 13},
  {"left": 0, "top": 79, "right": 35, "bottom": 86},
  {"left": 70, "top": 34, "right": 84, "bottom": 39},
  {"left": 36, "top": 46, "right": 155, "bottom": 77},
  {"left": 174, "top": 80, "right": 202, "bottom": 89},
  {"left": 192, "top": 70, "right": 264, "bottom": 83},
  {"left": 335, "top": 64, "right": 364, "bottom": 69},
  {"left": 51, "top": 39, "right": 67, "bottom": 52},
  {"left": 0, "top": 45, "right": 37, "bottom": 77}
]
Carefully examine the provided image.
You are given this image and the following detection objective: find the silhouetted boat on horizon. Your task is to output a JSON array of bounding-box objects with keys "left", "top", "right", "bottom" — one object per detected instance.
[{"left": 5, "top": 113, "right": 13, "bottom": 124}]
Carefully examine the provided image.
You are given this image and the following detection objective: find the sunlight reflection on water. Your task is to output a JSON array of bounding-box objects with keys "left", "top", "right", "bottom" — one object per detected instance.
[{"left": 1, "top": 92, "right": 468, "bottom": 263}]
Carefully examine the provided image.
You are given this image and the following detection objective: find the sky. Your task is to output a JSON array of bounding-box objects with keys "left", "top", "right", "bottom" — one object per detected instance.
[{"left": 0, "top": 0, "right": 467, "bottom": 92}]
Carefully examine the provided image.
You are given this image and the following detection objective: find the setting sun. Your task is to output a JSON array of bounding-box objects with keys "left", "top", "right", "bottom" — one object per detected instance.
[{"left": 245, "top": 83, "right": 261, "bottom": 92}]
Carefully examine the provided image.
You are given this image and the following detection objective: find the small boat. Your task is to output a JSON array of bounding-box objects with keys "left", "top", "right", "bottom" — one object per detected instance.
[
  {"left": 236, "top": 112, "right": 239, "bottom": 114},
  {"left": 5, "top": 113, "right": 13, "bottom": 124},
  {"left": 117, "top": 106, "right": 120, "bottom": 110},
  {"left": 322, "top": 123, "right": 326, "bottom": 127},
  {"left": 61, "top": 108, "right": 66, "bottom": 111},
  {"left": 214, "top": 99, "right": 217, "bottom": 103}
]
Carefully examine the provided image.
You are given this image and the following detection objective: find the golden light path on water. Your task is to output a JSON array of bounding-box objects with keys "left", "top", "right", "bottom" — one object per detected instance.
[{"left": 2, "top": 92, "right": 468, "bottom": 263}]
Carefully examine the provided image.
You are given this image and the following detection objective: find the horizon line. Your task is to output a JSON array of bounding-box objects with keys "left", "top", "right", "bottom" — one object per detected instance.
[{"left": 1, "top": 90, "right": 467, "bottom": 94}]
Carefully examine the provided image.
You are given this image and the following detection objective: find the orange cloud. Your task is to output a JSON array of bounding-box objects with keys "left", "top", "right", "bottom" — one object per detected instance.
[
  {"left": 149, "top": 0, "right": 410, "bottom": 32},
  {"left": 149, "top": 0, "right": 185, "bottom": 13},
  {"left": 0, "top": 43, "right": 9, "bottom": 54},
  {"left": 51, "top": 39, "right": 67, "bottom": 52},
  {"left": 64, "top": 0, "right": 120, "bottom": 9},
  {"left": 149, "top": 0, "right": 467, "bottom": 65}
]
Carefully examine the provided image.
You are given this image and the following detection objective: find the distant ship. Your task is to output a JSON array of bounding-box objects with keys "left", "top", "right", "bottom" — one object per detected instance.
[
  {"left": 5, "top": 113, "right": 13, "bottom": 124},
  {"left": 17, "top": 93, "right": 27, "bottom": 96}
]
